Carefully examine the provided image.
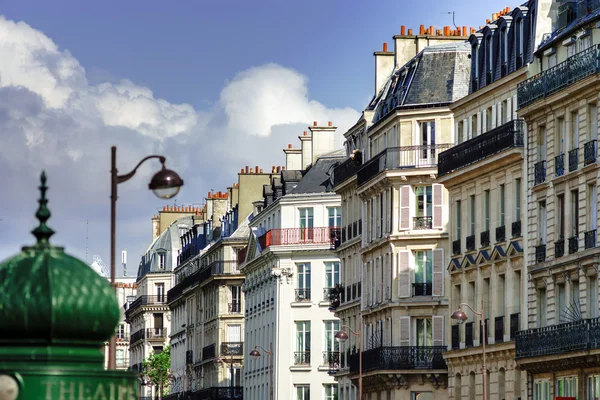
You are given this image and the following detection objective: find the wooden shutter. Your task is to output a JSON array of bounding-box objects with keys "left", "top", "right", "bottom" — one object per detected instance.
[
  {"left": 454, "top": 122, "right": 459, "bottom": 144},
  {"left": 481, "top": 111, "right": 487, "bottom": 134},
  {"left": 432, "top": 248, "right": 444, "bottom": 296},
  {"left": 399, "top": 185, "right": 411, "bottom": 231},
  {"left": 477, "top": 112, "right": 482, "bottom": 135},
  {"left": 467, "top": 116, "right": 473, "bottom": 139},
  {"left": 506, "top": 97, "right": 512, "bottom": 122},
  {"left": 432, "top": 315, "right": 444, "bottom": 346},
  {"left": 398, "top": 250, "right": 411, "bottom": 298},
  {"left": 399, "top": 316, "right": 411, "bottom": 346},
  {"left": 512, "top": 95, "right": 518, "bottom": 119},
  {"left": 491, "top": 105, "right": 497, "bottom": 129},
  {"left": 497, "top": 102, "right": 502, "bottom": 126},
  {"left": 432, "top": 184, "right": 443, "bottom": 229}
]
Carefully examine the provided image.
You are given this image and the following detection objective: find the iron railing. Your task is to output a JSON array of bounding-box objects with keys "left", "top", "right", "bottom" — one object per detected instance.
[
  {"left": 294, "top": 351, "right": 310, "bottom": 365},
  {"left": 569, "top": 235, "right": 579, "bottom": 254},
  {"left": 555, "top": 153, "right": 565, "bottom": 177},
  {"left": 202, "top": 344, "right": 216, "bottom": 360},
  {"left": 323, "top": 351, "right": 340, "bottom": 368},
  {"left": 516, "top": 317, "right": 600, "bottom": 358},
  {"left": 326, "top": 286, "right": 342, "bottom": 310},
  {"left": 258, "top": 227, "right": 336, "bottom": 248},
  {"left": 125, "top": 295, "right": 167, "bottom": 316},
  {"left": 193, "top": 387, "right": 243, "bottom": 400},
  {"left": 412, "top": 283, "right": 432, "bottom": 296},
  {"left": 555, "top": 238, "right": 565, "bottom": 258},
  {"left": 452, "top": 239, "right": 461, "bottom": 255},
  {"left": 330, "top": 227, "right": 341, "bottom": 249},
  {"left": 357, "top": 144, "right": 452, "bottom": 186},
  {"left": 228, "top": 301, "right": 241, "bottom": 313},
  {"left": 496, "top": 225, "right": 506, "bottom": 242},
  {"left": 481, "top": 230, "right": 490, "bottom": 247},
  {"left": 585, "top": 139, "right": 598, "bottom": 165},
  {"left": 535, "top": 244, "right": 546, "bottom": 263},
  {"left": 466, "top": 235, "right": 476, "bottom": 251},
  {"left": 586, "top": 229, "right": 597, "bottom": 249},
  {"left": 333, "top": 157, "right": 361, "bottom": 187},
  {"left": 221, "top": 342, "right": 243, "bottom": 356},
  {"left": 130, "top": 329, "right": 144, "bottom": 344},
  {"left": 413, "top": 216, "right": 433, "bottom": 230},
  {"left": 512, "top": 220, "right": 522, "bottom": 238},
  {"left": 517, "top": 45, "right": 600, "bottom": 109},
  {"left": 294, "top": 288, "right": 311, "bottom": 302},
  {"left": 167, "top": 261, "right": 240, "bottom": 303},
  {"left": 438, "top": 119, "right": 525, "bottom": 176},
  {"left": 534, "top": 161, "right": 546, "bottom": 185},
  {"left": 348, "top": 346, "right": 447, "bottom": 373},
  {"left": 146, "top": 328, "right": 167, "bottom": 339},
  {"left": 495, "top": 316, "right": 504, "bottom": 343},
  {"left": 569, "top": 148, "right": 579, "bottom": 172}
]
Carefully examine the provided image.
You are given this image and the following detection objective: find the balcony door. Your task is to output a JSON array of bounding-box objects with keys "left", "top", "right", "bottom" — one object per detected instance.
[
  {"left": 153, "top": 313, "right": 163, "bottom": 335},
  {"left": 414, "top": 186, "right": 432, "bottom": 229},
  {"left": 297, "top": 263, "right": 311, "bottom": 301},
  {"left": 155, "top": 283, "right": 165, "bottom": 302},
  {"left": 299, "top": 207, "right": 314, "bottom": 241},
  {"left": 295, "top": 321, "right": 311, "bottom": 365},
  {"left": 415, "top": 318, "right": 433, "bottom": 347},
  {"left": 418, "top": 121, "right": 436, "bottom": 163},
  {"left": 413, "top": 251, "right": 432, "bottom": 295},
  {"left": 324, "top": 321, "right": 340, "bottom": 354}
]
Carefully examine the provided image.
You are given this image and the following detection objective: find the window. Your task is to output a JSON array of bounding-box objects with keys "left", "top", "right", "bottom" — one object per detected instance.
[
  {"left": 153, "top": 313, "right": 163, "bottom": 332},
  {"left": 486, "top": 107, "right": 492, "bottom": 132},
  {"left": 548, "top": 53, "right": 557, "bottom": 68},
  {"left": 230, "top": 286, "right": 241, "bottom": 312},
  {"left": 295, "top": 385, "right": 310, "bottom": 400},
  {"left": 557, "top": 283, "right": 566, "bottom": 322},
  {"left": 557, "top": 194, "right": 565, "bottom": 239},
  {"left": 116, "top": 349, "right": 125, "bottom": 367},
  {"left": 516, "top": 19, "right": 524, "bottom": 62},
  {"left": 539, "top": 201, "right": 547, "bottom": 244},
  {"left": 295, "top": 322, "right": 311, "bottom": 364},
  {"left": 537, "top": 288, "right": 547, "bottom": 328},
  {"left": 328, "top": 207, "right": 341, "bottom": 228},
  {"left": 571, "top": 111, "right": 579, "bottom": 151},
  {"left": 411, "top": 393, "right": 433, "bottom": 400},
  {"left": 470, "top": 195, "right": 476, "bottom": 236},
  {"left": 484, "top": 190, "right": 490, "bottom": 231},
  {"left": 227, "top": 324, "right": 241, "bottom": 342},
  {"left": 590, "top": 104, "right": 599, "bottom": 141},
  {"left": 299, "top": 207, "right": 314, "bottom": 229},
  {"left": 589, "top": 185, "right": 598, "bottom": 231},
  {"left": 538, "top": 126, "right": 546, "bottom": 161},
  {"left": 486, "top": 35, "right": 493, "bottom": 78},
  {"left": 557, "top": 116, "right": 566, "bottom": 154},
  {"left": 589, "top": 276, "right": 598, "bottom": 318},
  {"left": 515, "top": 179, "right": 522, "bottom": 221},
  {"left": 117, "top": 324, "right": 125, "bottom": 339},
  {"left": 579, "top": 34, "right": 592, "bottom": 52},
  {"left": 415, "top": 318, "right": 432, "bottom": 346},
  {"left": 534, "top": 379, "right": 550, "bottom": 400},
  {"left": 325, "top": 262, "right": 340, "bottom": 289},
  {"left": 324, "top": 321, "right": 340, "bottom": 354},
  {"left": 297, "top": 263, "right": 311, "bottom": 301},
  {"left": 156, "top": 283, "right": 165, "bottom": 302},
  {"left": 500, "top": 28, "right": 508, "bottom": 74},
  {"left": 418, "top": 121, "right": 436, "bottom": 159},
  {"left": 415, "top": 186, "right": 433, "bottom": 218},
  {"left": 414, "top": 250, "right": 433, "bottom": 288},
  {"left": 456, "top": 201, "right": 462, "bottom": 239},
  {"left": 324, "top": 384, "right": 338, "bottom": 400},
  {"left": 556, "top": 375, "right": 578, "bottom": 398},
  {"left": 572, "top": 190, "right": 580, "bottom": 236},
  {"left": 158, "top": 253, "right": 166, "bottom": 269},
  {"left": 499, "top": 184, "right": 505, "bottom": 227},
  {"left": 227, "top": 367, "right": 242, "bottom": 387}
]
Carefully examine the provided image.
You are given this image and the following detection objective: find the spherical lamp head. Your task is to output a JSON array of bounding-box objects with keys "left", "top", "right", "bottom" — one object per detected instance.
[
  {"left": 335, "top": 330, "right": 349, "bottom": 343},
  {"left": 451, "top": 309, "right": 469, "bottom": 324},
  {"left": 249, "top": 349, "right": 261, "bottom": 358},
  {"left": 149, "top": 166, "right": 184, "bottom": 199}
]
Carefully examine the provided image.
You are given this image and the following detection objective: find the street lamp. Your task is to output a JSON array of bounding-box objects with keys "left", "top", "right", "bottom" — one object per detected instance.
[
  {"left": 108, "top": 146, "right": 184, "bottom": 369},
  {"left": 335, "top": 320, "right": 362, "bottom": 400},
  {"left": 451, "top": 300, "right": 487, "bottom": 400},
  {"left": 249, "top": 343, "right": 273, "bottom": 400}
]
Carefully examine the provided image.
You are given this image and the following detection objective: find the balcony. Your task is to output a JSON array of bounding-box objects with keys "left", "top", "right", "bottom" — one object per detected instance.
[
  {"left": 348, "top": 346, "right": 447, "bottom": 373},
  {"left": 125, "top": 295, "right": 167, "bottom": 317},
  {"left": 451, "top": 325, "right": 460, "bottom": 350},
  {"left": 534, "top": 161, "right": 546, "bottom": 185},
  {"left": 584, "top": 139, "right": 597, "bottom": 165},
  {"left": 357, "top": 144, "right": 452, "bottom": 186},
  {"left": 496, "top": 225, "right": 506, "bottom": 242},
  {"left": 258, "top": 227, "right": 336, "bottom": 249},
  {"left": 146, "top": 328, "right": 167, "bottom": 340},
  {"left": 330, "top": 227, "right": 341, "bottom": 249},
  {"left": 294, "top": 288, "right": 311, "bottom": 302},
  {"left": 167, "top": 261, "right": 240, "bottom": 303},
  {"left": 438, "top": 119, "right": 525, "bottom": 176},
  {"left": 228, "top": 301, "right": 241, "bottom": 313},
  {"left": 518, "top": 45, "right": 600, "bottom": 109},
  {"left": 465, "top": 322, "right": 474, "bottom": 347},
  {"left": 413, "top": 216, "right": 433, "bottom": 230},
  {"left": 510, "top": 313, "right": 520, "bottom": 340},
  {"left": 569, "top": 148, "right": 579, "bottom": 172},
  {"left": 516, "top": 317, "right": 600, "bottom": 359},
  {"left": 130, "top": 329, "right": 145, "bottom": 344},
  {"left": 324, "top": 351, "right": 340, "bottom": 370},
  {"left": 452, "top": 239, "right": 461, "bottom": 256},
  {"left": 221, "top": 342, "right": 243, "bottom": 356},
  {"left": 495, "top": 316, "right": 504, "bottom": 343},
  {"left": 555, "top": 238, "right": 565, "bottom": 258},
  {"left": 333, "top": 157, "right": 361, "bottom": 187},
  {"left": 510, "top": 221, "right": 521, "bottom": 238},
  {"left": 186, "top": 350, "right": 193, "bottom": 365},
  {"left": 535, "top": 244, "right": 546, "bottom": 263},
  {"left": 294, "top": 351, "right": 310, "bottom": 365},
  {"left": 202, "top": 344, "right": 216, "bottom": 360},
  {"left": 586, "top": 229, "right": 597, "bottom": 249},
  {"left": 480, "top": 230, "right": 490, "bottom": 247},
  {"left": 325, "top": 286, "right": 343, "bottom": 310},
  {"left": 466, "top": 235, "right": 475, "bottom": 252},
  {"left": 412, "top": 283, "right": 432, "bottom": 296},
  {"left": 555, "top": 153, "right": 565, "bottom": 177},
  {"left": 569, "top": 235, "right": 579, "bottom": 254},
  {"left": 193, "top": 387, "right": 243, "bottom": 400}
]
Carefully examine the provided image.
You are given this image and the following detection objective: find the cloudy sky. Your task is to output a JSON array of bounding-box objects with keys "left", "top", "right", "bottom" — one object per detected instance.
[{"left": 0, "top": 0, "right": 501, "bottom": 273}]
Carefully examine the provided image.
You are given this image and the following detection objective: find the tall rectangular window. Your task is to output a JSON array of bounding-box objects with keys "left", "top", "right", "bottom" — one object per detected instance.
[
  {"left": 295, "top": 385, "right": 310, "bottom": 400},
  {"left": 539, "top": 201, "right": 547, "bottom": 244},
  {"left": 572, "top": 190, "right": 580, "bottom": 236},
  {"left": 295, "top": 322, "right": 311, "bottom": 365},
  {"left": 324, "top": 321, "right": 340, "bottom": 353},
  {"left": 557, "top": 117, "right": 565, "bottom": 155},
  {"left": 456, "top": 200, "right": 462, "bottom": 239},
  {"left": 538, "top": 126, "right": 546, "bottom": 161},
  {"left": 590, "top": 104, "right": 599, "bottom": 140},
  {"left": 515, "top": 178, "right": 522, "bottom": 221},
  {"left": 297, "top": 263, "right": 311, "bottom": 289},
  {"left": 415, "top": 318, "right": 433, "bottom": 346},
  {"left": 299, "top": 208, "right": 314, "bottom": 228},
  {"left": 589, "top": 375, "right": 600, "bottom": 400},
  {"left": 419, "top": 121, "right": 436, "bottom": 159},
  {"left": 327, "top": 206, "right": 341, "bottom": 228},
  {"left": 414, "top": 250, "right": 433, "bottom": 286},
  {"left": 557, "top": 283, "right": 566, "bottom": 323},
  {"left": 534, "top": 379, "right": 550, "bottom": 400},
  {"left": 571, "top": 111, "right": 579, "bottom": 151},
  {"left": 589, "top": 276, "right": 598, "bottom": 318},
  {"left": 325, "top": 262, "right": 340, "bottom": 289},
  {"left": 158, "top": 253, "right": 166, "bottom": 269},
  {"left": 589, "top": 185, "right": 598, "bottom": 231},
  {"left": 556, "top": 376, "right": 578, "bottom": 398},
  {"left": 499, "top": 184, "right": 505, "bottom": 227},
  {"left": 415, "top": 186, "right": 433, "bottom": 218},
  {"left": 484, "top": 190, "right": 490, "bottom": 231},
  {"left": 470, "top": 195, "right": 476, "bottom": 236},
  {"left": 155, "top": 283, "right": 165, "bottom": 302},
  {"left": 324, "top": 384, "right": 338, "bottom": 400},
  {"left": 557, "top": 194, "right": 565, "bottom": 239},
  {"left": 537, "top": 288, "right": 547, "bottom": 327}
]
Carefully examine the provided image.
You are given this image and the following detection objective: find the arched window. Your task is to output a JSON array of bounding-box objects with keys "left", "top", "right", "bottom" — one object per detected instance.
[{"left": 454, "top": 373, "right": 462, "bottom": 399}]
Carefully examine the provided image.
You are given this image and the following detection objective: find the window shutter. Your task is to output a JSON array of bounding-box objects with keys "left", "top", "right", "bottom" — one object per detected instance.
[
  {"left": 481, "top": 111, "right": 487, "bottom": 133},
  {"left": 491, "top": 105, "right": 497, "bottom": 129},
  {"left": 477, "top": 112, "right": 482, "bottom": 135},
  {"left": 506, "top": 97, "right": 512, "bottom": 122},
  {"left": 497, "top": 102, "right": 502, "bottom": 126},
  {"left": 454, "top": 122, "right": 459, "bottom": 144},
  {"left": 383, "top": 190, "right": 388, "bottom": 234},
  {"left": 399, "top": 185, "right": 411, "bottom": 231},
  {"left": 432, "top": 248, "right": 444, "bottom": 296},
  {"left": 432, "top": 184, "right": 443, "bottom": 229},
  {"left": 399, "top": 316, "right": 411, "bottom": 346},
  {"left": 512, "top": 95, "right": 518, "bottom": 119},
  {"left": 432, "top": 315, "right": 444, "bottom": 346},
  {"left": 398, "top": 250, "right": 411, "bottom": 298},
  {"left": 467, "top": 116, "right": 473, "bottom": 139}
]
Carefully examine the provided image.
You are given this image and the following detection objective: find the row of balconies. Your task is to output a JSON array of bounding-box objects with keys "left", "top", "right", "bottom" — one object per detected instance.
[
  {"left": 534, "top": 229, "right": 597, "bottom": 263},
  {"left": 245, "top": 297, "right": 274, "bottom": 316},
  {"left": 130, "top": 328, "right": 168, "bottom": 344},
  {"left": 334, "top": 220, "right": 363, "bottom": 249},
  {"left": 124, "top": 295, "right": 167, "bottom": 317},
  {"left": 452, "top": 221, "right": 522, "bottom": 255},
  {"left": 328, "top": 283, "right": 362, "bottom": 311},
  {"left": 534, "top": 140, "right": 598, "bottom": 186},
  {"left": 167, "top": 260, "right": 240, "bottom": 303},
  {"left": 345, "top": 346, "right": 447, "bottom": 373},
  {"left": 451, "top": 313, "right": 520, "bottom": 350}
]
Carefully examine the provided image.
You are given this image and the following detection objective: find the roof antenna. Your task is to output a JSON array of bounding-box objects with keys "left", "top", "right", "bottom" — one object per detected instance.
[{"left": 447, "top": 11, "right": 458, "bottom": 30}]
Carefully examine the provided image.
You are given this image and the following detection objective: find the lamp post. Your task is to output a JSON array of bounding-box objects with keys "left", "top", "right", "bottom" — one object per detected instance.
[
  {"left": 451, "top": 299, "right": 487, "bottom": 400},
  {"left": 335, "top": 319, "right": 363, "bottom": 400},
  {"left": 108, "top": 146, "right": 184, "bottom": 369},
  {"left": 249, "top": 343, "right": 273, "bottom": 400}
]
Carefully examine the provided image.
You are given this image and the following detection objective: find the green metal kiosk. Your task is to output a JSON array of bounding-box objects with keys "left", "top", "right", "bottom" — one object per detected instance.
[{"left": 0, "top": 172, "right": 138, "bottom": 400}]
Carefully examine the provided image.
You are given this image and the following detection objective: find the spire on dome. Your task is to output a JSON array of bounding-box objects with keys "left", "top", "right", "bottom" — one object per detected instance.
[{"left": 32, "top": 171, "right": 55, "bottom": 245}]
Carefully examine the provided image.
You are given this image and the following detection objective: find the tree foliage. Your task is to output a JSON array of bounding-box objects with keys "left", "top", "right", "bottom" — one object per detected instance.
[{"left": 142, "top": 345, "right": 171, "bottom": 397}]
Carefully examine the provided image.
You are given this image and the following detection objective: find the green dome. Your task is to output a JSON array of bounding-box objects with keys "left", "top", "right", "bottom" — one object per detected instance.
[{"left": 0, "top": 172, "right": 120, "bottom": 346}]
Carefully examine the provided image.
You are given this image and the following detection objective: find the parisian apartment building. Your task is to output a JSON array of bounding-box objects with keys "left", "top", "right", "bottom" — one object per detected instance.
[{"left": 240, "top": 122, "right": 343, "bottom": 400}]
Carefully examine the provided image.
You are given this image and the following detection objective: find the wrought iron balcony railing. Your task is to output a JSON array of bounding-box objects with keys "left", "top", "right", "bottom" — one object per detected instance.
[
  {"left": 466, "top": 235, "right": 476, "bottom": 251},
  {"left": 125, "top": 295, "right": 167, "bottom": 317},
  {"left": 510, "top": 313, "right": 520, "bottom": 340},
  {"left": 585, "top": 139, "right": 598, "bottom": 165},
  {"left": 193, "top": 387, "right": 243, "bottom": 400},
  {"left": 348, "top": 346, "right": 447, "bottom": 373},
  {"left": 146, "top": 328, "right": 168, "bottom": 340},
  {"left": 324, "top": 286, "right": 343, "bottom": 310},
  {"left": 202, "top": 344, "right": 216, "bottom": 360},
  {"left": 555, "top": 238, "right": 565, "bottom": 258},
  {"left": 257, "top": 227, "right": 336, "bottom": 248},
  {"left": 357, "top": 144, "right": 452, "bottom": 186},
  {"left": 412, "top": 283, "right": 432, "bottom": 296},
  {"left": 496, "top": 225, "right": 506, "bottom": 242},
  {"left": 512, "top": 220, "right": 522, "bottom": 238},
  {"left": 330, "top": 227, "right": 341, "bottom": 249},
  {"left": 130, "top": 329, "right": 144, "bottom": 345},
  {"left": 413, "top": 216, "right": 433, "bottom": 230},
  {"left": 516, "top": 317, "right": 600, "bottom": 359},
  {"left": 294, "top": 351, "right": 310, "bottom": 365},
  {"left": 534, "top": 161, "right": 546, "bottom": 185},
  {"left": 569, "top": 148, "right": 579, "bottom": 172},
  {"left": 323, "top": 351, "right": 340, "bottom": 369},
  {"left": 480, "top": 230, "right": 490, "bottom": 247},
  {"left": 535, "top": 244, "right": 546, "bottom": 263},
  {"left": 221, "top": 342, "right": 243, "bottom": 356},
  {"left": 517, "top": 45, "right": 600, "bottom": 109},
  {"left": 451, "top": 325, "right": 460, "bottom": 350},
  {"left": 569, "top": 235, "right": 579, "bottom": 254},
  {"left": 555, "top": 153, "right": 565, "bottom": 177},
  {"left": 333, "top": 156, "right": 361, "bottom": 187},
  {"left": 495, "top": 316, "right": 504, "bottom": 343},
  {"left": 586, "top": 229, "right": 597, "bottom": 249},
  {"left": 167, "top": 261, "right": 240, "bottom": 303},
  {"left": 452, "top": 239, "right": 461, "bottom": 255},
  {"left": 438, "top": 119, "right": 525, "bottom": 176},
  {"left": 294, "top": 288, "right": 311, "bottom": 302},
  {"left": 228, "top": 301, "right": 241, "bottom": 313}
]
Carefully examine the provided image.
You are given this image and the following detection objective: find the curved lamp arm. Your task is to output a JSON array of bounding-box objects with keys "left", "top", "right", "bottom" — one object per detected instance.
[
  {"left": 254, "top": 345, "right": 273, "bottom": 356},
  {"left": 116, "top": 155, "right": 166, "bottom": 184},
  {"left": 340, "top": 324, "right": 360, "bottom": 337},
  {"left": 458, "top": 302, "right": 482, "bottom": 317}
]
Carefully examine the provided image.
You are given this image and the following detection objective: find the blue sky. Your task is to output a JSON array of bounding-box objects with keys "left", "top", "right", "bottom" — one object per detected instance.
[{"left": 0, "top": 0, "right": 503, "bottom": 272}]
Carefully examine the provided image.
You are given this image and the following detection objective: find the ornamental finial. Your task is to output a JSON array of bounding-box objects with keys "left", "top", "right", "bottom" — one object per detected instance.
[{"left": 31, "top": 171, "right": 55, "bottom": 245}]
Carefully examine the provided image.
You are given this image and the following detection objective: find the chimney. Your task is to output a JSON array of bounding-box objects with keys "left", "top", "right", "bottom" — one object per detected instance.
[
  {"left": 408, "top": 28, "right": 413, "bottom": 35},
  {"left": 299, "top": 130, "right": 312, "bottom": 169},
  {"left": 374, "top": 42, "right": 394, "bottom": 95},
  {"left": 401, "top": 25, "right": 406, "bottom": 35},
  {"left": 283, "top": 143, "right": 302, "bottom": 171},
  {"left": 309, "top": 121, "right": 336, "bottom": 165}
]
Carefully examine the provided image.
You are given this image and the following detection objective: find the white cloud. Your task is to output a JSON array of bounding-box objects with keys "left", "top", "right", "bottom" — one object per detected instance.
[{"left": 0, "top": 15, "right": 360, "bottom": 267}]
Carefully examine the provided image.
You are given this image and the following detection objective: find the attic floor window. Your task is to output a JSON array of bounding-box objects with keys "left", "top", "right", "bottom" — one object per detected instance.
[{"left": 158, "top": 253, "right": 166, "bottom": 269}]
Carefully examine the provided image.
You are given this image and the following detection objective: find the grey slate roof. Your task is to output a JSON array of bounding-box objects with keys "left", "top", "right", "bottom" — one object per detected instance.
[{"left": 290, "top": 155, "right": 345, "bottom": 194}]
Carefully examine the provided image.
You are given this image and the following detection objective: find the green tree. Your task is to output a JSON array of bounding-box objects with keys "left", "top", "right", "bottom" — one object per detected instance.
[{"left": 142, "top": 345, "right": 171, "bottom": 399}]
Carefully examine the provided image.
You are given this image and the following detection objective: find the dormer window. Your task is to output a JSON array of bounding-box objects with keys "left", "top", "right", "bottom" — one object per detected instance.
[
  {"left": 486, "top": 35, "right": 493, "bottom": 83},
  {"left": 500, "top": 28, "right": 508, "bottom": 76},
  {"left": 515, "top": 18, "right": 524, "bottom": 68},
  {"left": 158, "top": 252, "right": 166, "bottom": 269},
  {"left": 471, "top": 43, "right": 479, "bottom": 90}
]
